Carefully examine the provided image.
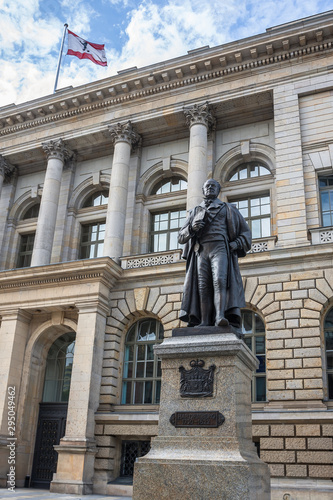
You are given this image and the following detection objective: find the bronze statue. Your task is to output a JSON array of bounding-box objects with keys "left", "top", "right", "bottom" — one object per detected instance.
[{"left": 178, "top": 179, "right": 251, "bottom": 328}]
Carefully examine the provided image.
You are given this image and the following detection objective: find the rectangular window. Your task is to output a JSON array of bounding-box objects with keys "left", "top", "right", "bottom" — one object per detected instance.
[
  {"left": 150, "top": 209, "right": 186, "bottom": 252},
  {"left": 16, "top": 233, "right": 35, "bottom": 268},
  {"left": 79, "top": 221, "right": 105, "bottom": 259},
  {"left": 319, "top": 176, "right": 333, "bottom": 227},
  {"left": 232, "top": 195, "right": 271, "bottom": 239}
]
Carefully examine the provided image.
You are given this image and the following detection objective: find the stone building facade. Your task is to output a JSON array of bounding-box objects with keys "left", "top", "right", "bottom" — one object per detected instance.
[{"left": 0, "top": 10, "right": 333, "bottom": 500}]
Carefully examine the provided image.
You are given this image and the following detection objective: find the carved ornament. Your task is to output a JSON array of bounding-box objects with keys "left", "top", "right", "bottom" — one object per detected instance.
[
  {"left": 108, "top": 121, "right": 141, "bottom": 149},
  {"left": 0, "top": 154, "right": 16, "bottom": 182},
  {"left": 41, "top": 138, "right": 73, "bottom": 162},
  {"left": 183, "top": 102, "right": 215, "bottom": 131},
  {"left": 179, "top": 359, "right": 216, "bottom": 397}
]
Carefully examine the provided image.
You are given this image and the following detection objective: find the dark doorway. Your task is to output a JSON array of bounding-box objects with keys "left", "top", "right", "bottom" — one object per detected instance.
[{"left": 31, "top": 402, "right": 67, "bottom": 488}]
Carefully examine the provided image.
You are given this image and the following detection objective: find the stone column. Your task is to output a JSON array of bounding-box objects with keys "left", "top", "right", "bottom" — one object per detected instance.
[
  {"left": 0, "top": 309, "right": 31, "bottom": 487},
  {"left": 184, "top": 103, "right": 215, "bottom": 210},
  {"left": 103, "top": 121, "right": 140, "bottom": 263},
  {"left": 31, "top": 139, "right": 72, "bottom": 267},
  {"left": 51, "top": 301, "right": 108, "bottom": 495}
]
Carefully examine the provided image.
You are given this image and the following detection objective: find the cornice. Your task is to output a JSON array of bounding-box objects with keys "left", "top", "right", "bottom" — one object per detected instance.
[
  {"left": 0, "top": 257, "right": 122, "bottom": 291},
  {"left": 0, "top": 18, "right": 332, "bottom": 138}
]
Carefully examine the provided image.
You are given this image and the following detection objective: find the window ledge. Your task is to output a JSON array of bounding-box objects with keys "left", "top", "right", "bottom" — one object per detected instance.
[
  {"left": 250, "top": 236, "right": 277, "bottom": 253},
  {"left": 309, "top": 226, "right": 333, "bottom": 245},
  {"left": 120, "top": 249, "right": 183, "bottom": 269}
]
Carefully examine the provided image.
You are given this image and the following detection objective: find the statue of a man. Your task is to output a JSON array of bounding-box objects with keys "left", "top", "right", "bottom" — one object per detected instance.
[{"left": 178, "top": 179, "right": 251, "bottom": 328}]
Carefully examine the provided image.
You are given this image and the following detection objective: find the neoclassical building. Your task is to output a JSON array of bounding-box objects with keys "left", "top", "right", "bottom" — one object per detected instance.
[{"left": 0, "top": 10, "right": 333, "bottom": 499}]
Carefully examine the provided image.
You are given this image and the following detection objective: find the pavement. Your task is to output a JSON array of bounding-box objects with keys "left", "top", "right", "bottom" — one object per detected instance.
[{"left": 0, "top": 489, "right": 132, "bottom": 500}]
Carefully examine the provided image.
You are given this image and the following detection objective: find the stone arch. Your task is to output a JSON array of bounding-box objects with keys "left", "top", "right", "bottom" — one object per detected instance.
[
  {"left": 214, "top": 143, "right": 276, "bottom": 185},
  {"left": 17, "top": 318, "right": 77, "bottom": 463},
  {"left": 68, "top": 174, "right": 111, "bottom": 211},
  {"left": 137, "top": 159, "right": 188, "bottom": 197},
  {"left": 8, "top": 191, "right": 41, "bottom": 223}
]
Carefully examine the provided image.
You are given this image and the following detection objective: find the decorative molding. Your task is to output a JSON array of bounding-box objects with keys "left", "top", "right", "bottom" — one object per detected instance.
[
  {"left": 1, "top": 25, "right": 332, "bottom": 136},
  {"left": 0, "top": 154, "right": 16, "bottom": 181},
  {"left": 0, "top": 272, "right": 103, "bottom": 290},
  {"left": 41, "top": 138, "right": 73, "bottom": 162},
  {"left": 108, "top": 121, "right": 141, "bottom": 149},
  {"left": 120, "top": 249, "right": 182, "bottom": 269},
  {"left": 249, "top": 236, "right": 277, "bottom": 253},
  {"left": 310, "top": 227, "right": 333, "bottom": 244},
  {"left": 183, "top": 102, "right": 215, "bottom": 131}
]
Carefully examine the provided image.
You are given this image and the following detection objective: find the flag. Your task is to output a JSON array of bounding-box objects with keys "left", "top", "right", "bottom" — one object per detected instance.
[{"left": 67, "top": 30, "right": 107, "bottom": 67}]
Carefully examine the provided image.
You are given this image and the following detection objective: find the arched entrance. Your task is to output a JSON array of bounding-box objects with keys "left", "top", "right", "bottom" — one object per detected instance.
[{"left": 30, "top": 332, "right": 75, "bottom": 488}]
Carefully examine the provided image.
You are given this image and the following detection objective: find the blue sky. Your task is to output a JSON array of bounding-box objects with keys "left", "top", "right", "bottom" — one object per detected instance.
[{"left": 0, "top": 0, "right": 332, "bottom": 107}]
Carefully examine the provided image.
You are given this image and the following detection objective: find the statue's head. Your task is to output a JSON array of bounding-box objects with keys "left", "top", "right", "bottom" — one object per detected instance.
[{"left": 202, "top": 179, "right": 221, "bottom": 199}]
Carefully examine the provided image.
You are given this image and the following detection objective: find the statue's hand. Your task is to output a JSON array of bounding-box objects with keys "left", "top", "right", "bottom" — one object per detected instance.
[
  {"left": 191, "top": 220, "right": 205, "bottom": 232},
  {"left": 229, "top": 241, "right": 238, "bottom": 251}
]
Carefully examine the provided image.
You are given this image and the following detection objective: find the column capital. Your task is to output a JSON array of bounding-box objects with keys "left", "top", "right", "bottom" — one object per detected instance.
[
  {"left": 0, "top": 154, "right": 16, "bottom": 180},
  {"left": 41, "top": 138, "right": 73, "bottom": 162},
  {"left": 108, "top": 121, "right": 141, "bottom": 149},
  {"left": 184, "top": 102, "right": 215, "bottom": 130}
]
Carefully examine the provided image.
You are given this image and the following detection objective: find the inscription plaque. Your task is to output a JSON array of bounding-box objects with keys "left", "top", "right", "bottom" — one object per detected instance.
[{"left": 170, "top": 411, "right": 225, "bottom": 428}]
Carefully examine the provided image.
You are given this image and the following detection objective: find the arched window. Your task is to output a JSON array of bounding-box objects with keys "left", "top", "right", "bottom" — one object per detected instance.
[
  {"left": 324, "top": 308, "right": 333, "bottom": 399},
  {"left": 152, "top": 177, "right": 187, "bottom": 195},
  {"left": 241, "top": 310, "right": 266, "bottom": 402},
  {"left": 42, "top": 332, "right": 75, "bottom": 402},
  {"left": 122, "top": 318, "right": 164, "bottom": 404},
  {"left": 228, "top": 162, "right": 271, "bottom": 182},
  {"left": 82, "top": 190, "right": 109, "bottom": 208},
  {"left": 22, "top": 203, "right": 40, "bottom": 219},
  {"left": 227, "top": 162, "right": 273, "bottom": 240}
]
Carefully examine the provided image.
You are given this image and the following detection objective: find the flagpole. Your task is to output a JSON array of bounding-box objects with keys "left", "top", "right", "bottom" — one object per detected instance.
[{"left": 53, "top": 23, "right": 68, "bottom": 93}]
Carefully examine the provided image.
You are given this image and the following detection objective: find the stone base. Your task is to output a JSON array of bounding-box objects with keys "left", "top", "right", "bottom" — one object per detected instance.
[
  {"left": 134, "top": 459, "right": 269, "bottom": 500},
  {"left": 50, "top": 479, "right": 93, "bottom": 495},
  {"left": 133, "top": 330, "right": 270, "bottom": 500}
]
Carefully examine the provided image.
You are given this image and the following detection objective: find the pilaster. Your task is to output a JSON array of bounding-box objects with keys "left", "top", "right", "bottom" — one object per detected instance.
[{"left": 273, "top": 86, "right": 309, "bottom": 248}]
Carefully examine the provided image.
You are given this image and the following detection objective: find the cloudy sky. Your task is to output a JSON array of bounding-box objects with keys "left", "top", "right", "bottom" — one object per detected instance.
[{"left": 0, "top": 0, "right": 332, "bottom": 108}]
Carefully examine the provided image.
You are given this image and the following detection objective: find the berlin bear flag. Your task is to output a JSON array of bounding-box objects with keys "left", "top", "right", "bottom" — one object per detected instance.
[{"left": 67, "top": 30, "right": 107, "bottom": 66}]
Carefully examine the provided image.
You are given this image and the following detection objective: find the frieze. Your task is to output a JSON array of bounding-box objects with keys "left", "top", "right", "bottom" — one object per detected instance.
[
  {"left": 179, "top": 359, "right": 216, "bottom": 398},
  {"left": 0, "top": 33, "right": 332, "bottom": 136}
]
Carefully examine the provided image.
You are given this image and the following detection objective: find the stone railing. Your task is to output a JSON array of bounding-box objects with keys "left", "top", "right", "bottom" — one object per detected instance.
[
  {"left": 120, "top": 249, "right": 183, "bottom": 269},
  {"left": 250, "top": 236, "right": 277, "bottom": 253},
  {"left": 309, "top": 227, "right": 333, "bottom": 245}
]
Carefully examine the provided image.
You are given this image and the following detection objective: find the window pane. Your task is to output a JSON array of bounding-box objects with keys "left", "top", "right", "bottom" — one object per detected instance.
[
  {"left": 322, "top": 213, "right": 332, "bottom": 227},
  {"left": 134, "top": 382, "right": 144, "bottom": 404},
  {"left": 144, "top": 382, "right": 152, "bottom": 403},
  {"left": 155, "top": 381, "right": 161, "bottom": 404},
  {"left": 137, "top": 345, "right": 145, "bottom": 361},
  {"left": 261, "top": 218, "right": 271, "bottom": 237},
  {"left": 256, "top": 355, "right": 266, "bottom": 374},
  {"left": 256, "top": 377, "right": 266, "bottom": 402},
  {"left": 147, "top": 344, "right": 154, "bottom": 360},
  {"left": 146, "top": 362, "right": 154, "bottom": 378},
  {"left": 239, "top": 168, "right": 247, "bottom": 179},
  {"left": 326, "top": 352, "right": 333, "bottom": 370},
  {"left": 325, "top": 331, "right": 333, "bottom": 351},
  {"left": 321, "top": 192, "right": 330, "bottom": 212},
  {"left": 256, "top": 336, "right": 265, "bottom": 355},
  {"left": 252, "top": 219, "right": 261, "bottom": 239},
  {"left": 328, "top": 373, "right": 333, "bottom": 400}
]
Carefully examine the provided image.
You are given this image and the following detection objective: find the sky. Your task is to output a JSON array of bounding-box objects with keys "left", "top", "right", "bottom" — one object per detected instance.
[{"left": 0, "top": 0, "right": 332, "bottom": 108}]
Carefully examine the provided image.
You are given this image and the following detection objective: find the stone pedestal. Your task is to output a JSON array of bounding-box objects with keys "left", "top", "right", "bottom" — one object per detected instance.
[{"left": 133, "top": 328, "right": 270, "bottom": 500}]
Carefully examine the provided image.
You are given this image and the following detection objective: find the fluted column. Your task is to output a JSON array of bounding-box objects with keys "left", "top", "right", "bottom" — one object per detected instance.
[
  {"left": 31, "top": 139, "right": 72, "bottom": 267},
  {"left": 104, "top": 121, "right": 141, "bottom": 263},
  {"left": 184, "top": 102, "right": 215, "bottom": 210}
]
